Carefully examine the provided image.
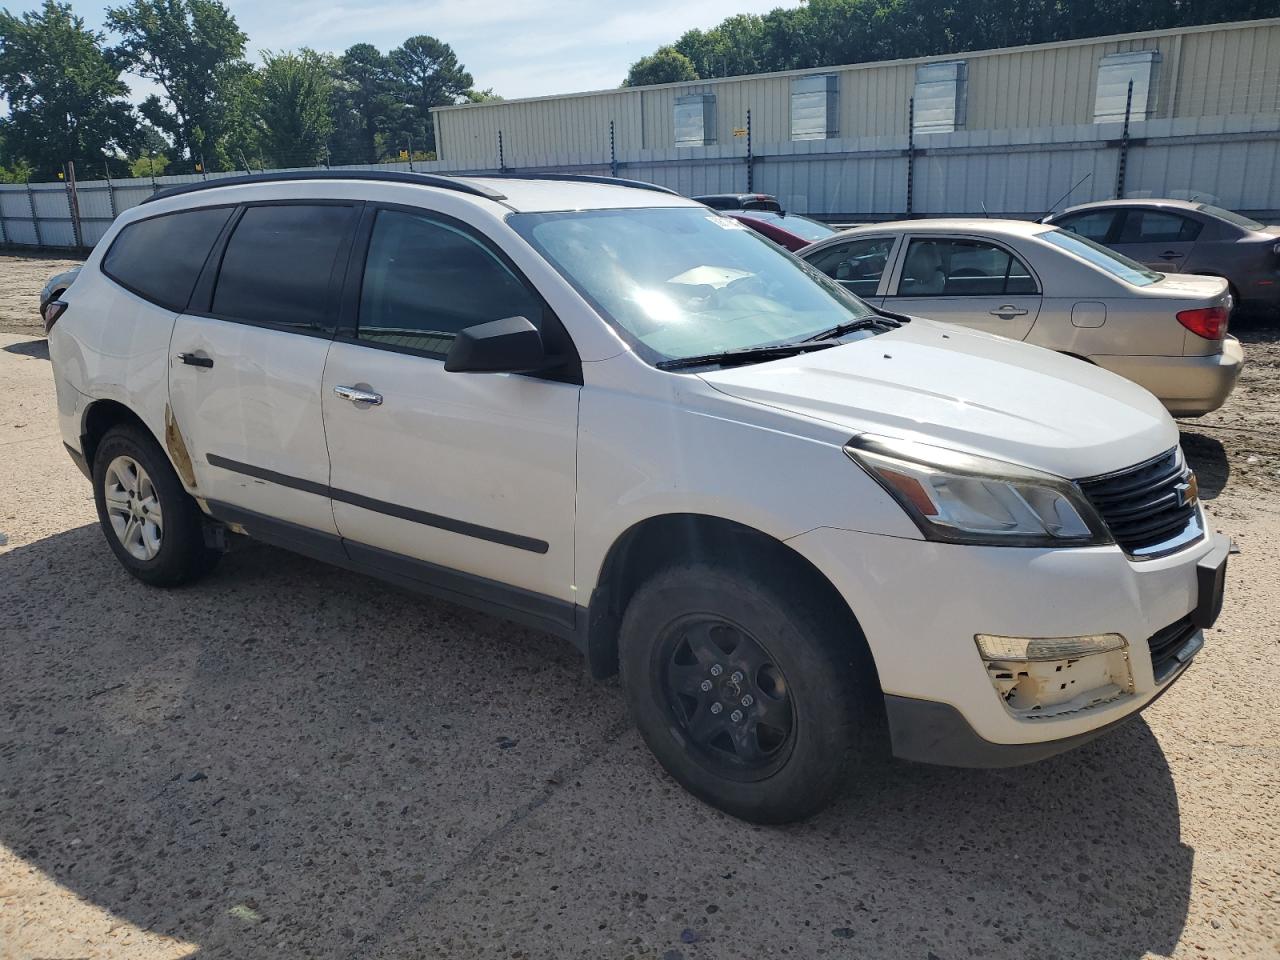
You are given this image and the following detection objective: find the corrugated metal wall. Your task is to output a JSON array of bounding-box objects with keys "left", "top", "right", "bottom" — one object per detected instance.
[
  {"left": 3, "top": 20, "right": 1279, "bottom": 248},
  {"left": 435, "top": 19, "right": 1280, "bottom": 169}
]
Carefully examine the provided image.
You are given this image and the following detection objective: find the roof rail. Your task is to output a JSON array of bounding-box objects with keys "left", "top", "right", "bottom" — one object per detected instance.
[
  {"left": 484, "top": 172, "right": 680, "bottom": 196},
  {"left": 141, "top": 170, "right": 509, "bottom": 205}
]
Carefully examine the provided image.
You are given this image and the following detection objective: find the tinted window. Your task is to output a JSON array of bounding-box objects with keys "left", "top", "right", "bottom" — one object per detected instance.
[
  {"left": 739, "top": 211, "right": 835, "bottom": 241},
  {"left": 102, "top": 207, "right": 233, "bottom": 311},
  {"left": 1041, "top": 230, "right": 1163, "bottom": 286},
  {"left": 897, "top": 238, "right": 1038, "bottom": 296},
  {"left": 212, "top": 204, "right": 356, "bottom": 329},
  {"left": 1117, "top": 210, "right": 1202, "bottom": 243},
  {"left": 358, "top": 209, "right": 544, "bottom": 355},
  {"left": 1197, "top": 203, "right": 1264, "bottom": 231},
  {"left": 807, "top": 237, "right": 894, "bottom": 297},
  {"left": 1056, "top": 210, "right": 1116, "bottom": 242}
]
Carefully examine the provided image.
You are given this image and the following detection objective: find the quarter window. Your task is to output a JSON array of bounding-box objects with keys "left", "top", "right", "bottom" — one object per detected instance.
[
  {"left": 807, "top": 237, "right": 894, "bottom": 297},
  {"left": 357, "top": 209, "right": 544, "bottom": 355},
  {"left": 1117, "top": 210, "right": 1202, "bottom": 243},
  {"left": 212, "top": 204, "right": 356, "bottom": 330},
  {"left": 102, "top": 206, "right": 234, "bottom": 311},
  {"left": 897, "top": 238, "right": 1038, "bottom": 296}
]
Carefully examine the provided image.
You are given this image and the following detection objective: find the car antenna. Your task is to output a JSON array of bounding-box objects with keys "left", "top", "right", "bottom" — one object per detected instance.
[
  {"left": 1044, "top": 173, "right": 1092, "bottom": 220},
  {"left": 981, "top": 200, "right": 990, "bottom": 218}
]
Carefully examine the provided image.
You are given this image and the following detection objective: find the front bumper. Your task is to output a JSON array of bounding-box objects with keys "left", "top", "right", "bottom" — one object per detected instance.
[
  {"left": 786, "top": 523, "right": 1229, "bottom": 759},
  {"left": 1091, "top": 336, "right": 1244, "bottom": 417}
]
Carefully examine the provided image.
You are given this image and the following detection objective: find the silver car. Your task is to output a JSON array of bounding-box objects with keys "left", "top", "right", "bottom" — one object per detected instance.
[{"left": 800, "top": 219, "right": 1244, "bottom": 417}]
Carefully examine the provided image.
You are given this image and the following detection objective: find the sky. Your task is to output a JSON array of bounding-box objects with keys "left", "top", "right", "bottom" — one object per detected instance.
[{"left": 58, "top": 0, "right": 803, "bottom": 103}]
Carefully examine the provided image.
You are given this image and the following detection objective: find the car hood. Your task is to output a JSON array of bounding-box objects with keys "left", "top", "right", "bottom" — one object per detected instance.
[{"left": 698, "top": 320, "right": 1178, "bottom": 479}]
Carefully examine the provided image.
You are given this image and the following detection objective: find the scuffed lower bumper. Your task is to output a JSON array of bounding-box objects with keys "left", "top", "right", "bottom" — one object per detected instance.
[{"left": 883, "top": 650, "right": 1194, "bottom": 768}]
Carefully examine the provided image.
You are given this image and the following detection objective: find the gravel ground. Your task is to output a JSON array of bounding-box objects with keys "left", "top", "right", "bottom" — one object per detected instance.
[
  {"left": 1, "top": 252, "right": 1278, "bottom": 960},
  {"left": 0, "top": 253, "right": 82, "bottom": 335}
]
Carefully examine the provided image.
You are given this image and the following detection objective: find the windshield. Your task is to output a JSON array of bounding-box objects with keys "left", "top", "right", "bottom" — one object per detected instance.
[
  {"left": 1197, "top": 203, "right": 1266, "bottom": 231},
  {"left": 737, "top": 211, "right": 836, "bottom": 241},
  {"left": 509, "top": 206, "right": 879, "bottom": 363},
  {"left": 1041, "top": 229, "right": 1164, "bottom": 286}
]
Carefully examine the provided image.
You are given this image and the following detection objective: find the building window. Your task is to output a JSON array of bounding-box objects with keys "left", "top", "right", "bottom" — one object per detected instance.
[
  {"left": 1094, "top": 50, "right": 1160, "bottom": 122},
  {"left": 674, "top": 94, "right": 716, "bottom": 146},
  {"left": 791, "top": 75, "right": 839, "bottom": 140},
  {"left": 913, "top": 61, "right": 967, "bottom": 134}
]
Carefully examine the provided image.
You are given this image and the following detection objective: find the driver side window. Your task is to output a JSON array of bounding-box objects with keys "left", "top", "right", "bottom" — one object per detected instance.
[{"left": 358, "top": 209, "right": 544, "bottom": 356}]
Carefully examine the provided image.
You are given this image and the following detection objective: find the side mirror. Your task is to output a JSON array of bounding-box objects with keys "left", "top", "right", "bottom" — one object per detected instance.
[{"left": 444, "top": 315, "right": 549, "bottom": 374}]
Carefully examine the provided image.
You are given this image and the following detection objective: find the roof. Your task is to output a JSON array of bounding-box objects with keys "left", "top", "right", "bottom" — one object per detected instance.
[
  {"left": 838, "top": 218, "right": 1056, "bottom": 237},
  {"left": 1053, "top": 198, "right": 1207, "bottom": 216},
  {"left": 139, "top": 170, "right": 695, "bottom": 214}
]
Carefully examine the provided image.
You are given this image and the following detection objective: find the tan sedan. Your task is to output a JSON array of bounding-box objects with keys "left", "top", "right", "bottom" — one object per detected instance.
[{"left": 800, "top": 219, "right": 1244, "bottom": 416}]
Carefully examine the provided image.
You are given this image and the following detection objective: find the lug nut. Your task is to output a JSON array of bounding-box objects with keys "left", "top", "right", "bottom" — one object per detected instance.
[
  {"left": 700, "top": 679, "right": 712, "bottom": 692},
  {"left": 710, "top": 664, "right": 723, "bottom": 677},
  {"left": 710, "top": 702, "right": 723, "bottom": 715},
  {"left": 730, "top": 710, "right": 743, "bottom": 722},
  {"left": 741, "top": 694, "right": 754, "bottom": 707},
  {"left": 731, "top": 671, "right": 743, "bottom": 683}
]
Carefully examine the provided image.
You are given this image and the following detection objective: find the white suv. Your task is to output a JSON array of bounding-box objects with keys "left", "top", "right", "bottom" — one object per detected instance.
[{"left": 47, "top": 172, "right": 1229, "bottom": 823}]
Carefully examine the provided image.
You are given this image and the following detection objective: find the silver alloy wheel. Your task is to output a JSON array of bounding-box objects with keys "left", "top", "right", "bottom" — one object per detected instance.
[{"left": 103, "top": 455, "right": 163, "bottom": 561}]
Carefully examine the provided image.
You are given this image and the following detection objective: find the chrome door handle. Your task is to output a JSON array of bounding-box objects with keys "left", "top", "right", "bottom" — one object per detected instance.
[
  {"left": 989, "top": 305, "right": 1029, "bottom": 318},
  {"left": 333, "top": 385, "right": 382, "bottom": 405}
]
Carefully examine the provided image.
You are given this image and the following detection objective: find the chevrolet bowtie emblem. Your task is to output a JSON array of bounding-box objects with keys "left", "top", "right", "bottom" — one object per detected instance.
[{"left": 1176, "top": 473, "right": 1199, "bottom": 508}]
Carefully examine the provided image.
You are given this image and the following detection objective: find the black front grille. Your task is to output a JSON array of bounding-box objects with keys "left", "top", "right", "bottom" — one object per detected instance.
[
  {"left": 1147, "top": 616, "right": 1198, "bottom": 681},
  {"left": 1078, "top": 448, "right": 1200, "bottom": 556}
]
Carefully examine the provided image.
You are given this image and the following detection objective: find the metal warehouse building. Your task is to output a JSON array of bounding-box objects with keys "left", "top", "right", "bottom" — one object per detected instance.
[{"left": 432, "top": 18, "right": 1280, "bottom": 220}]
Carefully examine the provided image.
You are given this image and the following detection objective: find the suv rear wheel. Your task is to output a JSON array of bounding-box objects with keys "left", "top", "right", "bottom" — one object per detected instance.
[
  {"left": 619, "top": 561, "right": 882, "bottom": 823},
  {"left": 92, "top": 424, "right": 220, "bottom": 586}
]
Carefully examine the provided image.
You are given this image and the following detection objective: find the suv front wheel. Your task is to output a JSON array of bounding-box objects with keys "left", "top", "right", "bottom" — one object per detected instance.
[
  {"left": 91, "top": 424, "right": 220, "bottom": 586},
  {"left": 619, "top": 561, "right": 883, "bottom": 823}
]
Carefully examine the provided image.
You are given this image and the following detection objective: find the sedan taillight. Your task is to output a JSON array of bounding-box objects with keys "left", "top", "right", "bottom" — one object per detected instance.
[{"left": 1177, "top": 305, "right": 1229, "bottom": 340}]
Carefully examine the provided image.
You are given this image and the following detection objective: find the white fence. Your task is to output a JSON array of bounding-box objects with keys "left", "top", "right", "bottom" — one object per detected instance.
[{"left": 2, "top": 113, "right": 1277, "bottom": 249}]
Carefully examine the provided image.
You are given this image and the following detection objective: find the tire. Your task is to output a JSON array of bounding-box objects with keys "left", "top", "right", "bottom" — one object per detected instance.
[
  {"left": 91, "top": 424, "right": 220, "bottom": 586},
  {"left": 619, "top": 561, "right": 883, "bottom": 824}
]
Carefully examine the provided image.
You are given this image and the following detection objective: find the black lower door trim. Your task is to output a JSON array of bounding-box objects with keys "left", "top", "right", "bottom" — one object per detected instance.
[
  {"left": 205, "top": 501, "right": 580, "bottom": 644},
  {"left": 205, "top": 453, "right": 549, "bottom": 553}
]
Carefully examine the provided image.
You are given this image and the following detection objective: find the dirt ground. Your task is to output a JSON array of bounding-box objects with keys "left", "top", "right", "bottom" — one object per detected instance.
[
  {"left": 0, "top": 252, "right": 1278, "bottom": 960},
  {"left": 0, "top": 253, "right": 83, "bottom": 335}
]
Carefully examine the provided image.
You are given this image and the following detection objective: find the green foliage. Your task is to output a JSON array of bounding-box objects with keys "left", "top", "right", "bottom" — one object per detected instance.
[
  {"left": 129, "top": 152, "right": 169, "bottom": 177},
  {"left": 0, "top": 1, "right": 139, "bottom": 178},
  {"left": 386, "top": 35, "right": 474, "bottom": 153},
  {"left": 329, "top": 43, "right": 395, "bottom": 164},
  {"left": 257, "top": 49, "right": 334, "bottom": 167},
  {"left": 623, "top": 46, "right": 699, "bottom": 87},
  {"left": 105, "top": 0, "right": 249, "bottom": 164},
  {"left": 631, "top": 0, "right": 1280, "bottom": 81}
]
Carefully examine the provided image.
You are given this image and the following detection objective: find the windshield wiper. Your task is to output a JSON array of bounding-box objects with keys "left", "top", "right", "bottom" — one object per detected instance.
[
  {"left": 804, "top": 313, "right": 901, "bottom": 342},
  {"left": 657, "top": 341, "right": 838, "bottom": 371}
]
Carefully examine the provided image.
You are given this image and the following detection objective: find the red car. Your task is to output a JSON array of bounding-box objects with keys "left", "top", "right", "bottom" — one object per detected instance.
[{"left": 723, "top": 210, "right": 837, "bottom": 252}]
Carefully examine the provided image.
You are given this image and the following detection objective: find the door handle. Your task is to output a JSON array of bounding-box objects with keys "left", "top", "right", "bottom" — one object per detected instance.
[
  {"left": 1159, "top": 250, "right": 1183, "bottom": 260},
  {"left": 333, "top": 385, "right": 383, "bottom": 405},
  {"left": 177, "top": 352, "right": 213, "bottom": 368},
  {"left": 989, "top": 305, "right": 1029, "bottom": 319}
]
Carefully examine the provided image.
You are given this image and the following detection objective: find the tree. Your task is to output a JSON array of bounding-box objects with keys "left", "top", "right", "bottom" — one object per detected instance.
[
  {"left": 331, "top": 43, "right": 394, "bottom": 164},
  {"left": 675, "top": 15, "right": 767, "bottom": 79},
  {"left": 387, "top": 35, "right": 474, "bottom": 153},
  {"left": 257, "top": 49, "right": 334, "bottom": 167},
  {"left": 622, "top": 46, "right": 699, "bottom": 87},
  {"left": 0, "top": 1, "right": 139, "bottom": 178},
  {"left": 106, "top": 0, "right": 248, "bottom": 166},
  {"left": 129, "top": 153, "right": 169, "bottom": 177}
]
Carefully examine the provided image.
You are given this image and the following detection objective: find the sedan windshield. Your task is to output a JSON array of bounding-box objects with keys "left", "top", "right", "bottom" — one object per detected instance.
[
  {"left": 509, "top": 207, "right": 880, "bottom": 363},
  {"left": 1041, "top": 229, "right": 1165, "bottom": 287}
]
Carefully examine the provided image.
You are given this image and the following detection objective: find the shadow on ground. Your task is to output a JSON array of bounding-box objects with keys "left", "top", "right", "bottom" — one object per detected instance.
[
  {"left": 0, "top": 525, "right": 1192, "bottom": 959},
  {"left": 2, "top": 336, "right": 49, "bottom": 360},
  {"left": 1181, "top": 431, "right": 1230, "bottom": 499}
]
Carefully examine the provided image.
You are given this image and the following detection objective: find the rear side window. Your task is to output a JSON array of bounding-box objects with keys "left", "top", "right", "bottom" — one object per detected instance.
[
  {"left": 101, "top": 207, "right": 233, "bottom": 311},
  {"left": 897, "top": 238, "right": 1038, "bottom": 296},
  {"left": 1117, "top": 210, "right": 1202, "bottom": 243},
  {"left": 357, "top": 208, "right": 544, "bottom": 355},
  {"left": 212, "top": 204, "right": 357, "bottom": 330}
]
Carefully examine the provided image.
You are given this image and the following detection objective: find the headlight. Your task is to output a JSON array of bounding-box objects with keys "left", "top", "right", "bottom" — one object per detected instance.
[{"left": 845, "top": 434, "right": 1111, "bottom": 548}]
